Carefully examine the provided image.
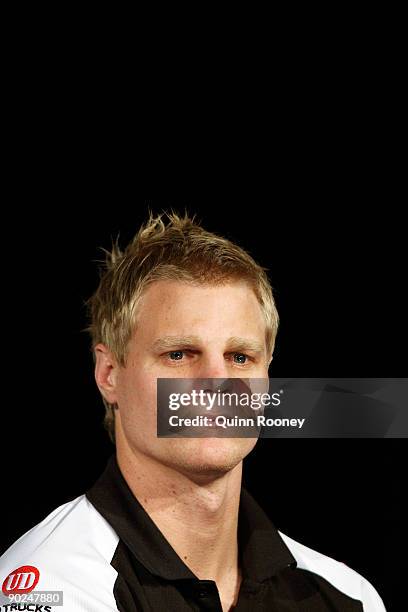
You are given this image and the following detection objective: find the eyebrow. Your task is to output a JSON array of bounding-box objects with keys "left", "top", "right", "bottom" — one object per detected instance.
[
  {"left": 226, "top": 336, "right": 265, "bottom": 354},
  {"left": 152, "top": 335, "right": 265, "bottom": 354},
  {"left": 152, "top": 336, "right": 202, "bottom": 351}
]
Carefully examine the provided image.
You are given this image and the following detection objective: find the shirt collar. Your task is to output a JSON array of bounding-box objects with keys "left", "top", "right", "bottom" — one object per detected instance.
[{"left": 86, "top": 455, "right": 296, "bottom": 583}]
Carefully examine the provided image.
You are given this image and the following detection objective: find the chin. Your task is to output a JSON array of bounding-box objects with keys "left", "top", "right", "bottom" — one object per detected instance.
[{"left": 167, "top": 437, "right": 256, "bottom": 478}]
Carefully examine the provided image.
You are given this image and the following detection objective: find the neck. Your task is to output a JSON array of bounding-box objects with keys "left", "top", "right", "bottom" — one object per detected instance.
[{"left": 117, "top": 445, "right": 243, "bottom": 608}]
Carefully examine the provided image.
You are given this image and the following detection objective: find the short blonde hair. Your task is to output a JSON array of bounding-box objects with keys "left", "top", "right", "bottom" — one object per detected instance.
[{"left": 87, "top": 211, "right": 279, "bottom": 442}]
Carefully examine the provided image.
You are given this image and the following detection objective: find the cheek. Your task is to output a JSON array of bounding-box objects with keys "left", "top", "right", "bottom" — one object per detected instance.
[{"left": 117, "top": 367, "right": 158, "bottom": 423}]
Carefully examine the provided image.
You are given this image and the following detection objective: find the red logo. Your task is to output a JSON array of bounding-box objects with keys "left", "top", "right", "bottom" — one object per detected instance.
[{"left": 2, "top": 566, "right": 40, "bottom": 595}]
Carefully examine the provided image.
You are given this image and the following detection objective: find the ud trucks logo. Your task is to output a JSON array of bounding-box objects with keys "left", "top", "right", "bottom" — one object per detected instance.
[{"left": 2, "top": 565, "right": 40, "bottom": 594}]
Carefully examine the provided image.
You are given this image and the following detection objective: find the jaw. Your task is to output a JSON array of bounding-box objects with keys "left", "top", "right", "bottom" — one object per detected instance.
[{"left": 157, "top": 437, "right": 256, "bottom": 480}]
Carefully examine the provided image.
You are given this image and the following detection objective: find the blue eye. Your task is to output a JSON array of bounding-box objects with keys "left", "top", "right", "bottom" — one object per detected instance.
[
  {"left": 233, "top": 353, "right": 247, "bottom": 364},
  {"left": 169, "top": 351, "right": 184, "bottom": 360}
]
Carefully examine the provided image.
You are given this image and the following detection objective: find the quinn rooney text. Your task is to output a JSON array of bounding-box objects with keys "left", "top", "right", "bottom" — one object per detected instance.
[{"left": 168, "top": 415, "right": 306, "bottom": 429}]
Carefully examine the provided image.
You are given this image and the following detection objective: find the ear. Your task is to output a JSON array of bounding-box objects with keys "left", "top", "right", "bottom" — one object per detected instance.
[{"left": 94, "top": 343, "right": 119, "bottom": 405}]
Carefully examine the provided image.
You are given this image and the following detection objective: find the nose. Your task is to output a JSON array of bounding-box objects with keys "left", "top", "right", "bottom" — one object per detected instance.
[
  {"left": 194, "top": 354, "right": 230, "bottom": 383},
  {"left": 194, "top": 377, "right": 225, "bottom": 393}
]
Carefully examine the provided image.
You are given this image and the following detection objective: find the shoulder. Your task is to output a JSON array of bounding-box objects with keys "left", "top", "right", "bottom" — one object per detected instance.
[
  {"left": 0, "top": 495, "right": 119, "bottom": 611},
  {"left": 279, "top": 531, "right": 387, "bottom": 611}
]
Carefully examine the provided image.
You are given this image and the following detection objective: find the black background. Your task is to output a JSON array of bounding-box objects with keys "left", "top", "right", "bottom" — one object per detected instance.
[{"left": 2, "top": 199, "right": 404, "bottom": 610}]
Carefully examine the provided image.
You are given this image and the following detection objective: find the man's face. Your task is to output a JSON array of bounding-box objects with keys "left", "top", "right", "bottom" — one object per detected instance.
[{"left": 112, "top": 280, "right": 270, "bottom": 478}]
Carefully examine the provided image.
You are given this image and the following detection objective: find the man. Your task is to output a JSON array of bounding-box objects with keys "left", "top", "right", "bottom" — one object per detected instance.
[{"left": 1, "top": 212, "right": 386, "bottom": 611}]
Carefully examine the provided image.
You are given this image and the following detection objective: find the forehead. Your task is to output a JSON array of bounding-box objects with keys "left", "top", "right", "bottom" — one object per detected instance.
[{"left": 133, "top": 280, "right": 266, "bottom": 345}]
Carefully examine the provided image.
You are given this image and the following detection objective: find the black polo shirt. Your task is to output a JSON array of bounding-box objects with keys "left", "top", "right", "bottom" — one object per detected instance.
[{"left": 85, "top": 457, "right": 372, "bottom": 610}]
